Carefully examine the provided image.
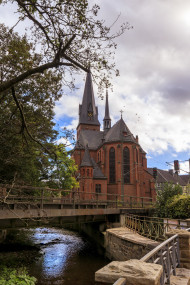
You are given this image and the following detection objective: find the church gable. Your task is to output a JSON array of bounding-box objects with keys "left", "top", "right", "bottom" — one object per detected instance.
[{"left": 105, "top": 117, "right": 136, "bottom": 144}]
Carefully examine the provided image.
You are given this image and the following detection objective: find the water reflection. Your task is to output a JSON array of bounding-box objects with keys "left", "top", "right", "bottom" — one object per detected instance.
[{"left": 27, "top": 227, "right": 107, "bottom": 285}]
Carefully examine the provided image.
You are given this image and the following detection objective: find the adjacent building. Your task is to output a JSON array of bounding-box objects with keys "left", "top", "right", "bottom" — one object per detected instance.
[{"left": 148, "top": 168, "right": 190, "bottom": 194}]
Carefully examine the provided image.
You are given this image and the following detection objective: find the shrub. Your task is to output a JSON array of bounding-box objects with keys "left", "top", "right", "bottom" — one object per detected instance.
[
  {"left": 0, "top": 266, "right": 36, "bottom": 285},
  {"left": 167, "top": 195, "right": 190, "bottom": 219},
  {"left": 155, "top": 182, "right": 183, "bottom": 218}
]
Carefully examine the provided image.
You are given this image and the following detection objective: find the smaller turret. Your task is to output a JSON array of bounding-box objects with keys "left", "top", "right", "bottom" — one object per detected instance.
[{"left": 103, "top": 90, "right": 111, "bottom": 131}]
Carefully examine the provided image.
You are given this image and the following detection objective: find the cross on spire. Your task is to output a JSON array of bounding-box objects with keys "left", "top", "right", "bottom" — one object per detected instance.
[{"left": 120, "top": 109, "right": 124, "bottom": 118}]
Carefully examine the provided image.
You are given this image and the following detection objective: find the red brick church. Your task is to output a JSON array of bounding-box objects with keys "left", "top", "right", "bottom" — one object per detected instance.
[{"left": 73, "top": 72, "right": 156, "bottom": 202}]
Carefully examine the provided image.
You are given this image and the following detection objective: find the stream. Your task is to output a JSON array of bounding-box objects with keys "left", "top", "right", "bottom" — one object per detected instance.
[{"left": 1, "top": 227, "right": 109, "bottom": 285}]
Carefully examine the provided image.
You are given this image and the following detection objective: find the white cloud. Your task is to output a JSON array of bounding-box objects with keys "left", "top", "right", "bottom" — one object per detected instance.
[{"left": 180, "top": 161, "right": 190, "bottom": 175}]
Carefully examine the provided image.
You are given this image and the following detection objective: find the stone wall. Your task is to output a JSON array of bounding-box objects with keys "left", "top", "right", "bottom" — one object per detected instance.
[{"left": 105, "top": 228, "right": 159, "bottom": 261}]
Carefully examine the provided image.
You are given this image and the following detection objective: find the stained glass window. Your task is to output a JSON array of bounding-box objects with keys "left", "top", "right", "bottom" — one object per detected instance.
[
  {"left": 109, "top": 147, "right": 115, "bottom": 183},
  {"left": 123, "top": 147, "right": 130, "bottom": 183}
]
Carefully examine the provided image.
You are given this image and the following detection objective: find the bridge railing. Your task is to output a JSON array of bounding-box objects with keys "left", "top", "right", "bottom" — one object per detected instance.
[
  {"left": 141, "top": 234, "right": 180, "bottom": 285},
  {"left": 0, "top": 184, "right": 155, "bottom": 209},
  {"left": 125, "top": 214, "right": 189, "bottom": 241}
]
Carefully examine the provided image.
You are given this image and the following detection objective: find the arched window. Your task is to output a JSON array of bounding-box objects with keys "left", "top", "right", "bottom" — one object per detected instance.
[
  {"left": 136, "top": 149, "right": 138, "bottom": 163},
  {"left": 109, "top": 147, "right": 115, "bottom": 183},
  {"left": 123, "top": 147, "right": 130, "bottom": 183}
]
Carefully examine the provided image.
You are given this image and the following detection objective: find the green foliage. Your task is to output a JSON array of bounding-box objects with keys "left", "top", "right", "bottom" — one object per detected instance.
[
  {"left": 43, "top": 144, "right": 79, "bottom": 190},
  {"left": 0, "top": 26, "right": 78, "bottom": 189},
  {"left": 0, "top": 266, "right": 36, "bottom": 285},
  {"left": 167, "top": 195, "right": 190, "bottom": 219},
  {"left": 155, "top": 182, "right": 183, "bottom": 218}
]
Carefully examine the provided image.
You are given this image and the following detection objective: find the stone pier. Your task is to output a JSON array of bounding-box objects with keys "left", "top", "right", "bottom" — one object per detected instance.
[
  {"left": 105, "top": 227, "right": 159, "bottom": 261},
  {"left": 166, "top": 229, "right": 190, "bottom": 270}
]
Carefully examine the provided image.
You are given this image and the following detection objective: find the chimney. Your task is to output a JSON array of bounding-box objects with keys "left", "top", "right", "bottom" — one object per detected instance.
[{"left": 168, "top": 169, "right": 174, "bottom": 176}]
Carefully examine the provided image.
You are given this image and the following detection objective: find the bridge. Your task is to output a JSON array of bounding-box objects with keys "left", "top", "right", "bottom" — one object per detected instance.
[{"left": 0, "top": 184, "right": 155, "bottom": 229}]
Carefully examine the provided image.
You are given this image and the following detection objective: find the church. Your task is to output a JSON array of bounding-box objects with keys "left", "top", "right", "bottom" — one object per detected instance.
[{"left": 73, "top": 72, "right": 156, "bottom": 202}]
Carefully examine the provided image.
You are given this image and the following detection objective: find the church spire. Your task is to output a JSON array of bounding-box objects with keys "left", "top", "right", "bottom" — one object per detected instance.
[
  {"left": 103, "top": 90, "right": 111, "bottom": 131},
  {"left": 78, "top": 72, "right": 100, "bottom": 127}
]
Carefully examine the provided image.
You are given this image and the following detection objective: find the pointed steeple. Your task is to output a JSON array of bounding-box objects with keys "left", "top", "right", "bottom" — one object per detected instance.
[
  {"left": 80, "top": 144, "right": 93, "bottom": 167},
  {"left": 78, "top": 72, "right": 100, "bottom": 127},
  {"left": 103, "top": 90, "right": 111, "bottom": 131}
]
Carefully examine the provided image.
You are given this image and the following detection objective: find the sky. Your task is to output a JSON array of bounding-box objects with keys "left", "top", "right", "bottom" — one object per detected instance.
[{"left": 1, "top": 0, "right": 190, "bottom": 174}]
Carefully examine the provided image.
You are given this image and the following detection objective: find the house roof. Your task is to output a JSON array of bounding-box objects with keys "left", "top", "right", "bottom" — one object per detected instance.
[
  {"left": 147, "top": 168, "right": 189, "bottom": 186},
  {"left": 179, "top": 175, "right": 190, "bottom": 186}
]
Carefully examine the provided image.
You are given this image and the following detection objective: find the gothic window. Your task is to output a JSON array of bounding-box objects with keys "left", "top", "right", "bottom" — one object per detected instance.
[
  {"left": 136, "top": 149, "right": 138, "bottom": 163},
  {"left": 87, "top": 169, "right": 89, "bottom": 177},
  {"left": 109, "top": 147, "right": 115, "bottom": 183},
  {"left": 95, "top": 184, "right": 101, "bottom": 193},
  {"left": 123, "top": 147, "right": 130, "bottom": 183}
]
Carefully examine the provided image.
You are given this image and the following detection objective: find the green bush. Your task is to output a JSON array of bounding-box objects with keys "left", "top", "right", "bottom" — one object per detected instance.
[
  {"left": 167, "top": 195, "right": 190, "bottom": 219},
  {"left": 0, "top": 266, "right": 36, "bottom": 285},
  {"left": 155, "top": 182, "right": 183, "bottom": 218}
]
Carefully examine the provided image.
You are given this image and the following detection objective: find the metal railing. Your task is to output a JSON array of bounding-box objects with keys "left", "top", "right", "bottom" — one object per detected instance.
[
  {"left": 141, "top": 234, "right": 180, "bottom": 285},
  {"left": 0, "top": 184, "right": 155, "bottom": 210},
  {"left": 125, "top": 214, "right": 189, "bottom": 241}
]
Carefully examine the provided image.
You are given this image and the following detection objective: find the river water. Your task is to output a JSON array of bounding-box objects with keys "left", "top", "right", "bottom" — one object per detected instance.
[{"left": 25, "top": 227, "right": 108, "bottom": 285}]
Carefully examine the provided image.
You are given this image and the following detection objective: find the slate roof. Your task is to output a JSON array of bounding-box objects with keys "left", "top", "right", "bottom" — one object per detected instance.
[
  {"left": 78, "top": 72, "right": 100, "bottom": 126},
  {"left": 75, "top": 129, "right": 104, "bottom": 150},
  {"left": 80, "top": 145, "right": 106, "bottom": 179},
  {"left": 75, "top": 117, "right": 141, "bottom": 150},
  {"left": 105, "top": 117, "right": 136, "bottom": 144},
  {"left": 180, "top": 175, "right": 190, "bottom": 186},
  {"left": 147, "top": 168, "right": 189, "bottom": 186},
  {"left": 91, "top": 158, "right": 107, "bottom": 179},
  {"left": 80, "top": 145, "right": 93, "bottom": 167},
  {"left": 103, "top": 90, "right": 111, "bottom": 120}
]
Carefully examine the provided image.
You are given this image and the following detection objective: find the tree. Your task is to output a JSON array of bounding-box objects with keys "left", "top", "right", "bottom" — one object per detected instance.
[
  {"left": 0, "top": 0, "right": 130, "bottom": 94},
  {"left": 155, "top": 183, "right": 183, "bottom": 218},
  {"left": 0, "top": 0, "right": 129, "bottom": 187},
  {"left": 0, "top": 25, "right": 78, "bottom": 188},
  {"left": 45, "top": 144, "right": 79, "bottom": 190}
]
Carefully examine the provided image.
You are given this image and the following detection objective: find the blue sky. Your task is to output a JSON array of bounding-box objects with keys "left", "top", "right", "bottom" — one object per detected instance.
[{"left": 1, "top": 0, "right": 190, "bottom": 174}]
